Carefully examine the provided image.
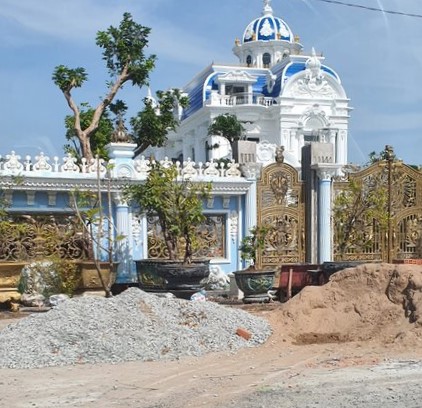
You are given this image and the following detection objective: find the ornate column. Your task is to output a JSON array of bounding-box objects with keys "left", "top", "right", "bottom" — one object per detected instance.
[
  {"left": 113, "top": 193, "right": 137, "bottom": 283},
  {"left": 242, "top": 163, "right": 261, "bottom": 268},
  {"left": 243, "top": 165, "right": 260, "bottom": 229},
  {"left": 312, "top": 164, "right": 339, "bottom": 263}
]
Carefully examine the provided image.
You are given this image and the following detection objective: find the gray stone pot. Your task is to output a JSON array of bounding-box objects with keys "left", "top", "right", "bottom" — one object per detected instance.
[
  {"left": 135, "top": 259, "right": 210, "bottom": 299},
  {"left": 234, "top": 268, "right": 276, "bottom": 303}
]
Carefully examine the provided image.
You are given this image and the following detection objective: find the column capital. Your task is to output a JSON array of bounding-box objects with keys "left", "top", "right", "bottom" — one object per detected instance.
[
  {"left": 112, "top": 192, "right": 129, "bottom": 207},
  {"left": 311, "top": 163, "right": 340, "bottom": 181}
]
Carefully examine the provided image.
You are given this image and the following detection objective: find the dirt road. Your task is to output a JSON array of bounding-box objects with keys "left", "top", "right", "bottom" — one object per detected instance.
[{"left": 1, "top": 305, "right": 422, "bottom": 408}]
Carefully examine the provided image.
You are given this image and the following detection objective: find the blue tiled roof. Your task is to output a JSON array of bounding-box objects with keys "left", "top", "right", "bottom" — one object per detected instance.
[
  {"left": 281, "top": 61, "right": 341, "bottom": 88},
  {"left": 243, "top": 15, "right": 293, "bottom": 43}
]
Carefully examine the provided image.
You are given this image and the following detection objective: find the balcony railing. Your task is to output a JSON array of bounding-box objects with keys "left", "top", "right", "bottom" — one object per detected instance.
[{"left": 206, "top": 92, "right": 277, "bottom": 107}]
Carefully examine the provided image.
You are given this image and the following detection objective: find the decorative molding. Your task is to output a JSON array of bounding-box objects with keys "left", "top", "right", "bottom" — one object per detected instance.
[
  {"left": 229, "top": 210, "right": 238, "bottom": 243},
  {"left": 217, "top": 70, "right": 257, "bottom": 84},
  {"left": 131, "top": 214, "right": 143, "bottom": 247}
]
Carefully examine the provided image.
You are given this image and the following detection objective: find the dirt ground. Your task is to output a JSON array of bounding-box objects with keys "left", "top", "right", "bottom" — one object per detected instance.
[
  {"left": 1, "top": 263, "right": 422, "bottom": 407},
  {"left": 1, "top": 305, "right": 422, "bottom": 408}
]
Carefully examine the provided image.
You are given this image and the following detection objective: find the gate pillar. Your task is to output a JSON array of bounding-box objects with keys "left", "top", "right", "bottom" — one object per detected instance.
[{"left": 312, "top": 164, "right": 340, "bottom": 262}]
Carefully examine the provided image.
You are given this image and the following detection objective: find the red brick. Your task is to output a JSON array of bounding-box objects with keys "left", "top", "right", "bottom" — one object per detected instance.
[{"left": 236, "top": 327, "right": 252, "bottom": 340}]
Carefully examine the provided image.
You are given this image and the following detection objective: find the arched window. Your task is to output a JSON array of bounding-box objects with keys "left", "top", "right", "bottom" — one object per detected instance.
[
  {"left": 246, "top": 55, "right": 252, "bottom": 67},
  {"left": 263, "top": 53, "right": 271, "bottom": 68}
]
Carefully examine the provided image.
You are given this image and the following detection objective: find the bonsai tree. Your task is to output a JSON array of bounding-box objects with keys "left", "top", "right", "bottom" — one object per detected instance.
[
  {"left": 125, "top": 162, "right": 211, "bottom": 264},
  {"left": 52, "top": 12, "right": 156, "bottom": 161},
  {"left": 53, "top": 13, "right": 189, "bottom": 161},
  {"left": 239, "top": 225, "right": 273, "bottom": 270},
  {"left": 131, "top": 89, "right": 189, "bottom": 156},
  {"left": 207, "top": 113, "right": 245, "bottom": 151}
]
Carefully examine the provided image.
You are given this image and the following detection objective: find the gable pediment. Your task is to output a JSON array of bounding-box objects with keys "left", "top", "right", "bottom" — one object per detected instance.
[{"left": 217, "top": 70, "right": 257, "bottom": 84}]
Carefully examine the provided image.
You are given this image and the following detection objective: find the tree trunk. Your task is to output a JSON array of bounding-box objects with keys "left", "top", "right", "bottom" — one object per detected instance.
[{"left": 78, "top": 130, "right": 93, "bottom": 161}]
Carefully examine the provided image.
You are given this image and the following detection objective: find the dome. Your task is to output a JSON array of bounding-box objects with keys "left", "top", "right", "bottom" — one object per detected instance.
[{"left": 242, "top": 0, "right": 294, "bottom": 43}]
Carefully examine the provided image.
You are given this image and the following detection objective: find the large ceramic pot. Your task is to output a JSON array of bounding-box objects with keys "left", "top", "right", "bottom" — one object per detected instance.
[
  {"left": 77, "top": 261, "right": 118, "bottom": 295},
  {"left": 135, "top": 259, "right": 210, "bottom": 299},
  {"left": 234, "top": 268, "right": 276, "bottom": 303},
  {"left": 321, "top": 261, "right": 364, "bottom": 283},
  {"left": 0, "top": 262, "right": 27, "bottom": 302}
]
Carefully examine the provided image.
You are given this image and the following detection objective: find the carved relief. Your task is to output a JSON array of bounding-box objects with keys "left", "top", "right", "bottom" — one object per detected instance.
[
  {"left": 270, "top": 171, "right": 289, "bottom": 205},
  {"left": 257, "top": 159, "right": 304, "bottom": 267}
]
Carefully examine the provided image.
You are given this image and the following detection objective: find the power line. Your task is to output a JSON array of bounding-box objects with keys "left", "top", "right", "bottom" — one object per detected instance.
[{"left": 306, "top": 0, "right": 422, "bottom": 18}]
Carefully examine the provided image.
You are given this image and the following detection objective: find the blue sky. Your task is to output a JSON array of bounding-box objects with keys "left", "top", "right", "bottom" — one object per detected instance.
[{"left": 0, "top": 0, "right": 421, "bottom": 165}]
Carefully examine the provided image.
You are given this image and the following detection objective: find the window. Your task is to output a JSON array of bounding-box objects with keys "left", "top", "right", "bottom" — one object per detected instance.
[
  {"left": 246, "top": 55, "right": 252, "bottom": 67},
  {"left": 304, "top": 131, "right": 320, "bottom": 143},
  {"left": 226, "top": 85, "right": 245, "bottom": 95},
  {"left": 263, "top": 53, "right": 271, "bottom": 68}
]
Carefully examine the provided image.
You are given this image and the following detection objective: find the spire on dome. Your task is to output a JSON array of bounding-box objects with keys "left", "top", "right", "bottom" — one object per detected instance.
[
  {"left": 262, "top": 0, "right": 273, "bottom": 16},
  {"left": 146, "top": 87, "right": 157, "bottom": 108}
]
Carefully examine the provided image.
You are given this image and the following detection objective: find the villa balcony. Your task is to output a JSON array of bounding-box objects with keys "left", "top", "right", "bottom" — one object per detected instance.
[{"left": 206, "top": 92, "right": 277, "bottom": 107}]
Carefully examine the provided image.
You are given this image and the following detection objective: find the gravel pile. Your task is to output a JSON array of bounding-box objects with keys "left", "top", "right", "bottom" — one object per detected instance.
[{"left": 0, "top": 288, "right": 271, "bottom": 369}]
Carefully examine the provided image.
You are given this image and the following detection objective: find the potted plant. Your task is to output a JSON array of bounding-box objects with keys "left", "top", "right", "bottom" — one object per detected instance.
[
  {"left": 70, "top": 160, "right": 122, "bottom": 297},
  {"left": 234, "top": 225, "right": 277, "bottom": 303},
  {"left": 124, "top": 162, "right": 211, "bottom": 299},
  {"left": 207, "top": 113, "right": 245, "bottom": 161}
]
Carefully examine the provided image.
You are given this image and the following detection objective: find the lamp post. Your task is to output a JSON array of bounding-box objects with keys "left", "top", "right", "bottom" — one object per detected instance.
[{"left": 385, "top": 145, "right": 394, "bottom": 263}]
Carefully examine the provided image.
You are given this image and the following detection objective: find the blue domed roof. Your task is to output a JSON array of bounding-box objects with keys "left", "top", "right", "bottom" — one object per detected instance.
[{"left": 243, "top": 0, "right": 293, "bottom": 43}]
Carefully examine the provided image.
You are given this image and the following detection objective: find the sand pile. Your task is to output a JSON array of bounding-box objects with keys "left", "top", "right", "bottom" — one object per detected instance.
[{"left": 280, "top": 263, "right": 422, "bottom": 346}]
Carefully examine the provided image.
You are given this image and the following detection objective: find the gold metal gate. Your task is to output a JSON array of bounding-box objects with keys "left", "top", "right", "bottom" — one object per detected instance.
[
  {"left": 256, "top": 158, "right": 305, "bottom": 269},
  {"left": 333, "top": 150, "right": 422, "bottom": 262}
]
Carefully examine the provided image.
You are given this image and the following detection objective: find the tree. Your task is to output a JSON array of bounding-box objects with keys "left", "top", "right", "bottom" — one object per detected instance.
[
  {"left": 53, "top": 12, "right": 156, "bottom": 161},
  {"left": 207, "top": 113, "right": 245, "bottom": 149},
  {"left": 69, "top": 162, "right": 124, "bottom": 297},
  {"left": 368, "top": 145, "right": 396, "bottom": 165},
  {"left": 63, "top": 103, "right": 114, "bottom": 161},
  {"left": 131, "top": 89, "right": 189, "bottom": 156},
  {"left": 333, "top": 176, "right": 389, "bottom": 259},
  {"left": 124, "top": 163, "right": 211, "bottom": 264}
]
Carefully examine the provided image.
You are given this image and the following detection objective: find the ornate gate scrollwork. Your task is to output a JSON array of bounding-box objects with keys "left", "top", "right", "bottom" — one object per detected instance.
[
  {"left": 0, "top": 214, "right": 87, "bottom": 262},
  {"left": 256, "top": 160, "right": 305, "bottom": 268},
  {"left": 333, "top": 153, "right": 422, "bottom": 262}
]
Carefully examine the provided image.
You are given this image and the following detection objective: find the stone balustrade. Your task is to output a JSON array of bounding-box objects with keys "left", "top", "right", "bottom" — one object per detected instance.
[{"left": 0, "top": 151, "right": 243, "bottom": 181}]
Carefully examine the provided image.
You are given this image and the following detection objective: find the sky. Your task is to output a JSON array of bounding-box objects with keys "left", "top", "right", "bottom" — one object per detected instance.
[{"left": 0, "top": 0, "right": 421, "bottom": 166}]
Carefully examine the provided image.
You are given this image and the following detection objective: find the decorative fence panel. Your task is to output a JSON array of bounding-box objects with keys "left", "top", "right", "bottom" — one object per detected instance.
[
  {"left": 333, "top": 159, "right": 422, "bottom": 262},
  {"left": 0, "top": 214, "right": 87, "bottom": 262}
]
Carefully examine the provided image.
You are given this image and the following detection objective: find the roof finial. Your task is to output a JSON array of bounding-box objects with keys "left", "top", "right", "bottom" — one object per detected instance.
[{"left": 263, "top": 0, "right": 273, "bottom": 16}]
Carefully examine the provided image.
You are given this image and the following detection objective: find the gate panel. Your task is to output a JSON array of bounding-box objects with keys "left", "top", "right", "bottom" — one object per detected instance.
[
  {"left": 333, "top": 156, "right": 422, "bottom": 262},
  {"left": 257, "top": 161, "right": 305, "bottom": 268}
]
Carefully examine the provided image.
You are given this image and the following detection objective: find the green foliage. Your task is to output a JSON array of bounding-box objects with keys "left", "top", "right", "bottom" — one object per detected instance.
[
  {"left": 131, "top": 89, "right": 189, "bottom": 154},
  {"left": 52, "top": 12, "right": 156, "bottom": 160},
  {"left": 18, "top": 258, "right": 80, "bottom": 298},
  {"left": 208, "top": 114, "right": 245, "bottom": 147},
  {"left": 125, "top": 163, "right": 211, "bottom": 263},
  {"left": 333, "top": 177, "right": 389, "bottom": 258},
  {"left": 367, "top": 145, "right": 396, "bottom": 165},
  {"left": 239, "top": 225, "right": 273, "bottom": 267},
  {"left": 95, "top": 12, "right": 156, "bottom": 86},
  {"left": 52, "top": 65, "right": 88, "bottom": 92},
  {"left": 49, "top": 258, "right": 80, "bottom": 297}
]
